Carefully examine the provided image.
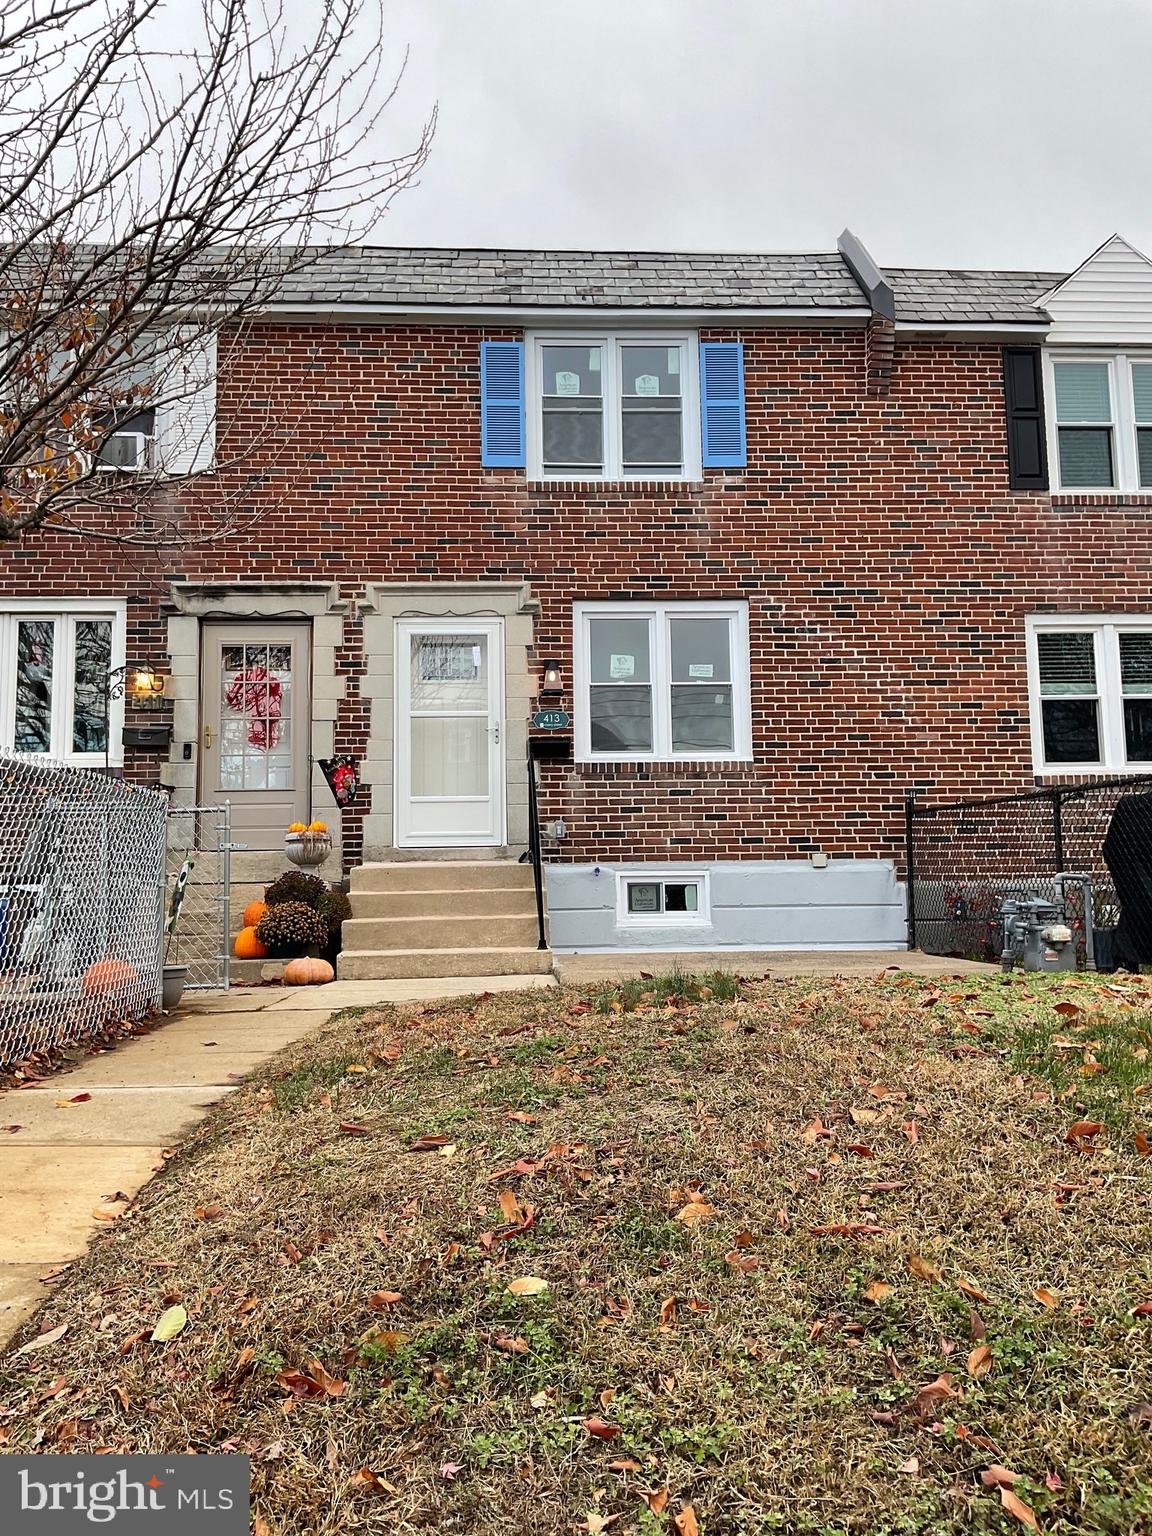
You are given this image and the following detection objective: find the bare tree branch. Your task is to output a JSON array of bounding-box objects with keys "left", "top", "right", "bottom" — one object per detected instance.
[{"left": 0, "top": 0, "right": 434, "bottom": 543}]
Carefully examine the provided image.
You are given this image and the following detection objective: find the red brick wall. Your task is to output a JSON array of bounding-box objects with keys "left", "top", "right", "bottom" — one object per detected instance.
[{"left": 4, "top": 320, "right": 1151, "bottom": 869}]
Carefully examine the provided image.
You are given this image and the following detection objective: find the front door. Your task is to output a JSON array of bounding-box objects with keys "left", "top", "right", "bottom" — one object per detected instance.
[
  {"left": 395, "top": 619, "right": 504, "bottom": 847},
  {"left": 200, "top": 623, "right": 311, "bottom": 849}
]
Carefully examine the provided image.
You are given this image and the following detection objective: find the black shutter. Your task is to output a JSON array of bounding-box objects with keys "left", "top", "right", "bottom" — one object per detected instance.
[{"left": 1003, "top": 347, "right": 1049, "bottom": 491}]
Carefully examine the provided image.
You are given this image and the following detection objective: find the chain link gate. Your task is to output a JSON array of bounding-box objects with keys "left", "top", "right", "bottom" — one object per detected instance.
[{"left": 165, "top": 804, "right": 231, "bottom": 990}]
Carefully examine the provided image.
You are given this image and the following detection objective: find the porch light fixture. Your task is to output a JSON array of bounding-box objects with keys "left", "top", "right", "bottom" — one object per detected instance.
[
  {"left": 540, "top": 659, "right": 563, "bottom": 697},
  {"left": 128, "top": 665, "right": 166, "bottom": 709}
]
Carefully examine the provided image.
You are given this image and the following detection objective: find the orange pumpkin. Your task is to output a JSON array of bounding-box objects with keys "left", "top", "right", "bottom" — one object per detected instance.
[
  {"left": 234, "top": 925, "right": 268, "bottom": 960},
  {"left": 82, "top": 957, "right": 138, "bottom": 996},
  {"left": 242, "top": 899, "right": 268, "bottom": 928},
  {"left": 282, "top": 955, "right": 334, "bottom": 986}
]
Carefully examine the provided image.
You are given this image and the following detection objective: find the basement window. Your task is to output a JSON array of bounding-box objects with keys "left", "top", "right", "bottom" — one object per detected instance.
[{"left": 617, "top": 873, "right": 709, "bottom": 925}]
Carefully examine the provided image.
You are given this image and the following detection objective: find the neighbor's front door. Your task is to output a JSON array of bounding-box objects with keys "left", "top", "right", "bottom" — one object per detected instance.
[
  {"left": 395, "top": 619, "right": 504, "bottom": 847},
  {"left": 200, "top": 623, "right": 311, "bottom": 849}
]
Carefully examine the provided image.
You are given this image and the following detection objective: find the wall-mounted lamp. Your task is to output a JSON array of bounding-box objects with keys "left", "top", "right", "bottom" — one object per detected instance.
[
  {"left": 540, "top": 659, "right": 563, "bottom": 697},
  {"left": 127, "top": 665, "right": 167, "bottom": 711}
]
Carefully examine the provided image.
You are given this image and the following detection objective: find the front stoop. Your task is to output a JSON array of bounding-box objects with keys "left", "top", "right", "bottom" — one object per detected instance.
[{"left": 338, "top": 861, "right": 552, "bottom": 980}]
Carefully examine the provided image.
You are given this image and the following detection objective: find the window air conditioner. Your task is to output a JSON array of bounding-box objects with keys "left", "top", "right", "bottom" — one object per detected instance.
[{"left": 96, "top": 431, "right": 154, "bottom": 472}]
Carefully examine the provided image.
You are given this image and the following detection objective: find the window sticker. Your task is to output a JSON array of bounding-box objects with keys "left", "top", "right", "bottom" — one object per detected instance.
[
  {"left": 627, "top": 882, "right": 661, "bottom": 913},
  {"left": 555, "top": 370, "right": 580, "bottom": 396},
  {"left": 610, "top": 654, "right": 636, "bottom": 680},
  {"left": 667, "top": 348, "right": 679, "bottom": 374},
  {"left": 635, "top": 374, "right": 660, "bottom": 397},
  {"left": 688, "top": 663, "right": 714, "bottom": 679}
]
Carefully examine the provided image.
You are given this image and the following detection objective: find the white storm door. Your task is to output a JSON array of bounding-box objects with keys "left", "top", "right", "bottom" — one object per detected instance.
[{"left": 395, "top": 619, "right": 505, "bottom": 847}]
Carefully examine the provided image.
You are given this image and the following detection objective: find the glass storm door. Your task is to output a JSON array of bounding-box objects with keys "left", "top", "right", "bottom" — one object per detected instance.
[
  {"left": 199, "top": 624, "right": 311, "bottom": 849},
  {"left": 395, "top": 619, "right": 504, "bottom": 847}
]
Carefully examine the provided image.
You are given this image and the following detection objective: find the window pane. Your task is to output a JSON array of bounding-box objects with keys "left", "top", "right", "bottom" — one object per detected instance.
[
  {"left": 1125, "top": 700, "right": 1152, "bottom": 762},
  {"left": 664, "top": 882, "right": 698, "bottom": 913},
  {"left": 671, "top": 684, "right": 734, "bottom": 751},
  {"left": 670, "top": 618, "right": 732, "bottom": 682},
  {"left": 589, "top": 685, "right": 652, "bottom": 752},
  {"left": 588, "top": 618, "right": 651, "bottom": 684},
  {"left": 620, "top": 345, "right": 682, "bottom": 397},
  {"left": 411, "top": 716, "right": 488, "bottom": 796},
  {"left": 14, "top": 620, "right": 55, "bottom": 752},
  {"left": 541, "top": 345, "right": 602, "bottom": 398},
  {"left": 410, "top": 634, "right": 487, "bottom": 711},
  {"left": 627, "top": 881, "right": 662, "bottom": 914},
  {"left": 1120, "top": 632, "right": 1152, "bottom": 695},
  {"left": 1037, "top": 631, "right": 1096, "bottom": 695},
  {"left": 1054, "top": 362, "right": 1111, "bottom": 422},
  {"left": 72, "top": 619, "right": 111, "bottom": 752},
  {"left": 1133, "top": 364, "right": 1152, "bottom": 422},
  {"left": 542, "top": 406, "right": 603, "bottom": 470},
  {"left": 1139, "top": 427, "right": 1152, "bottom": 487},
  {"left": 1042, "top": 699, "right": 1100, "bottom": 763},
  {"left": 621, "top": 404, "right": 682, "bottom": 470},
  {"left": 1057, "top": 427, "right": 1114, "bottom": 487}
]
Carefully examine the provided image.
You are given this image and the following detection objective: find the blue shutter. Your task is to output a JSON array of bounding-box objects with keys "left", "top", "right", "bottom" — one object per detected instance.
[
  {"left": 480, "top": 340, "right": 525, "bottom": 467},
  {"left": 699, "top": 341, "right": 746, "bottom": 468}
]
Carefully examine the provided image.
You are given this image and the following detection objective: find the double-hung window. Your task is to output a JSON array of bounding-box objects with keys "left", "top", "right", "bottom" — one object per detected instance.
[
  {"left": 1047, "top": 353, "right": 1152, "bottom": 491},
  {"left": 1028, "top": 616, "right": 1152, "bottom": 771},
  {"left": 528, "top": 334, "right": 700, "bottom": 481},
  {"left": 0, "top": 602, "right": 127, "bottom": 765},
  {"left": 574, "top": 600, "right": 751, "bottom": 762}
]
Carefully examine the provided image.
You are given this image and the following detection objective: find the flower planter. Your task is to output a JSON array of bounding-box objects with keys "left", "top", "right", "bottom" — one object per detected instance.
[
  {"left": 285, "top": 831, "right": 332, "bottom": 867},
  {"left": 162, "top": 964, "right": 189, "bottom": 1010}
]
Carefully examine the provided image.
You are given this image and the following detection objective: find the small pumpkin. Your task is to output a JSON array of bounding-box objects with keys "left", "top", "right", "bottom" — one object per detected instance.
[
  {"left": 234, "top": 925, "right": 268, "bottom": 960},
  {"left": 287, "top": 822, "right": 307, "bottom": 834},
  {"left": 242, "top": 898, "right": 268, "bottom": 928},
  {"left": 83, "top": 957, "right": 138, "bottom": 996},
  {"left": 308, "top": 820, "right": 328, "bottom": 834},
  {"left": 282, "top": 955, "right": 334, "bottom": 987}
]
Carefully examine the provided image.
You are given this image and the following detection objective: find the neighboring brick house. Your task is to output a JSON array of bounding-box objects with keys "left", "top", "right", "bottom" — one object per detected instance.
[{"left": 5, "top": 230, "right": 1152, "bottom": 962}]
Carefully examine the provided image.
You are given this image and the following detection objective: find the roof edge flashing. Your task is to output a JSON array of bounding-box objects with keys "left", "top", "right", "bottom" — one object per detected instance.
[{"left": 837, "top": 229, "right": 896, "bottom": 322}]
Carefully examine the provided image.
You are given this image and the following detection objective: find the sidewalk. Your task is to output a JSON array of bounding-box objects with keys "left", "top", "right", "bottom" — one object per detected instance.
[{"left": 0, "top": 974, "right": 556, "bottom": 1348}]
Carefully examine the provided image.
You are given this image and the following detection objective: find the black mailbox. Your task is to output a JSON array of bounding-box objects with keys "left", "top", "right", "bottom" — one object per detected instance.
[{"left": 122, "top": 724, "right": 173, "bottom": 750}]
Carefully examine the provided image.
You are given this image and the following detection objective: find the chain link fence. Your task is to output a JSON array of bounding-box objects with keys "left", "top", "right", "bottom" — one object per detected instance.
[
  {"left": 165, "top": 804, "right": 231, "bottom": 990},
  {"left": 0, "top": 751, "right": 167, "bottom": 1065},
  {"left": 907, "top": 777, "right": 1152, "bottom": 968}
]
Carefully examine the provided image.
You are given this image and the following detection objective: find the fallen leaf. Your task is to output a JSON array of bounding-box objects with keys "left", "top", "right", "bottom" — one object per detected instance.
[
  {"left": 13, "top": 1323, "right": 68, "bottom": 1355},
  {"left": 277, "top": 1359, "right": 347, "bottom": 1398},
  {"left": 1045, "top": 1471, "right": 1064, "bottom": 1492},
  {"left": 969, "top": 1309, "right": 987, "bottom": 1342},
  {"left": 980, "top": 1465, "right": 1019, "bottom": 1489},
  {"left": 1135, "top": 1132, "right": 1151, "bottom": 1157},
  {"left": 607, "top": 1458, "right": 643, "bottom": 1473},
  {"left": 901, "top": 1119, "right": 920, "bottom": 1144},
  {"left": 674, "top": 1200, "right": 715, "bottom": 1227},
  {"left": 967, "top": 1344, "right": 993, "bottom": 1378},
  {"left": 368, "top": 1291, "right": 402, "bottom": 1310},
  {"left": 1132, "top": 1302, "right": 1152, "bottom": 1318},
  {"left": 439, "top": 1461, "right": 463, "bottom": 1481},
  {"left": 1054, "top": 1001, "right": 1083, "bottom": 1017},
  {"left": 999, "top": 1486, "right": 1039, "bottom": 1530},
  {"left": 674, "top": 1507, "right": 699, "bottom": 1536},
  {"left": 864, "top": 1280, "right": 894, "bottom": 1304},
  {"left": 1064, "top": 1119, "right": 1105, "bottom": 1145},
  {"left": 956, "top": 1277, "right": 991, "bottom": 1303},
  {"left": 493, "top": 1333, "right": 529, "bottom": 1354},
  {"left": 505, "top": 1276, "right": 549, "bottom": 1297},
  {"left": 498, "top": 1190, "right": 522, "bottom": 1223},
  {"left": 150, "top": 1305, "right": 188, "bottom": 1343},
  {"left": 582, "top": 1514, "right": 620, "bottom": 1535},
  {"left": 643, "top": 1487, "right": 671, "bottom": 1514},
  {"left": 660, "top": 1296, "right": 677, "bottom": 1325},
  {"left": 1032, "top": 1287, "right": 1059, "bottom": 1310},
  {"left": 898, "top": 1456, "right": 920, "bottom": 1474},
  {"left": 339, "top": 1122, "right": 371, "bottom": 1136},
  {"left": 907, "top": 1373, "right": 959, "bottom": 1420},
  {"left": 408, "top": 1132, "right": 452, "bottom": 1151},
  {"left": 351, "top": 1468, "right": 397, "bottom": 1493},
  {"left": 908, "top": 1253, "right": 943, "bottom": 1284},
  {"left": 193, "top": 1203, "right": 224, "bottom": 1221},
  {"left": 581, "top": 1416, "right": 620, "bottom": 1440}
]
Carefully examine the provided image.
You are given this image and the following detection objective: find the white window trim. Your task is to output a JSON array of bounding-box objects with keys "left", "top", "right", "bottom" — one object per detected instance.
[
  {"left": 526, "top": 331, "right": 701, "bottom": 483},
  {"left": 574, "top": 599, "right": 752, "bottom": 764},
  {"left": 1044, "top": 350, "right": 1152, "bottom": 493},
  {"left": 0, "top": 598, "right": 127, "bottom": 768},
  {"left": 616, "top": 870, "right": 711, "bottom": 927},
  {"left": 1026, "top": 614, "right": 1152, "bottom": 774}
]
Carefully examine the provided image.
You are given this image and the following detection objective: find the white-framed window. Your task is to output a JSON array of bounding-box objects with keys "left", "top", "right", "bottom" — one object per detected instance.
[
  {"left": 573, "top": 600, "right": 751, "bottom": 763},
  {"left": 0, "top": 600, "right": 127, "bottom": 766},
  {"left": 526, "top": 333, "right": 701, "bottom": 482},
  {"left": 1026, "top": 615, "right": 1152, "bottom": 772},
  {"left": 1045, "top": 351, "right": 1152, "bottom": 492},
  {"left": 617, "top": 871, "right": 710, "bottom": 926}
]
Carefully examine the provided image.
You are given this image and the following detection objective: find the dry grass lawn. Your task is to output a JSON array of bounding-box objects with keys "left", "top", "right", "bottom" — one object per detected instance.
[{"left": 3, "top": 968, "right": 1152, "bottom": 1535}]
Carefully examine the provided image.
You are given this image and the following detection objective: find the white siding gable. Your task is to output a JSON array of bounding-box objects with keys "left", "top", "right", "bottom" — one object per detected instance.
[{"left": 1039, "top": 235, "right": 1152, "bottom": 345}]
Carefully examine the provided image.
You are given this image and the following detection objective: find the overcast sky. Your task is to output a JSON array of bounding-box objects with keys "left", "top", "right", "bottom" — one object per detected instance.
[{"left": 362, "top": 0, "right": 1152, "bottom": 273}]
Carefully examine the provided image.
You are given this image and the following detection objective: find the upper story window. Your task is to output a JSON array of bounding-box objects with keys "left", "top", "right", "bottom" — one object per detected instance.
[
  {"left": 526, "top": 334, "right": 701, "bottom": 481},
  {"left": 0, "top": 601, "right": 127, "bottom": 766},
  {"left": 1047, "top": 353, "right": 1152, "bottom": 492},
  {"left": 573, "top": 600, "right": 751, "bottom": 762},
  {"left": 1027, "top": 616, "right": 1152, "bottom": 772}
]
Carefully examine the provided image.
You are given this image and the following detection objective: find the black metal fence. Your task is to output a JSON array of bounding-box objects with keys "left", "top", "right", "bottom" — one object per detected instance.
[{"left": 906, "top": 777, "right": 1152, "bottom": 968}]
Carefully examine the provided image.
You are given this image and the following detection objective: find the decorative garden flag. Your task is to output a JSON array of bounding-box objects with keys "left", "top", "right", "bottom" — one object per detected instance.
[{"left": 319, "top": 756, "right": 360, "bottom": 806}]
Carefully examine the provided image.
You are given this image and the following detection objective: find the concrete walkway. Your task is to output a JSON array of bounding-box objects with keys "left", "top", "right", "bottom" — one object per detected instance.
[
  {"left": 553, "top": 950, "right": 995, "bottom": 984},
  {"left": 0, "top": 974, "right": 556, "bottom": 1348}
]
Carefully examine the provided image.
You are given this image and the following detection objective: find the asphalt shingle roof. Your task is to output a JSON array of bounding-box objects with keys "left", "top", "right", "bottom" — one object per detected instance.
[
  {"left": 264, "top": 246, "right": 1067, "bottom": 325},
  {"left": 885, "top": 267, "right": 1065, "bottom": 325}
]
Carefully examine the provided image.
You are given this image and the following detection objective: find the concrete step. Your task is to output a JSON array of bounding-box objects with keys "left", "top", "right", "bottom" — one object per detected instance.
[
  {"left": 362, "top": 847, "right": 528, "bottom": 865},
  {"left": 351, "top": 861, "right": 535, "bottom": 893},
  {"left": 351, "top": 888, "right": 537, "bottom": 919},
  {"left": 338, "top": 947, "right": 554, "bottom": 980},
  {"left": 342, "top": 914, "right": 541, "bottom": 951}
]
